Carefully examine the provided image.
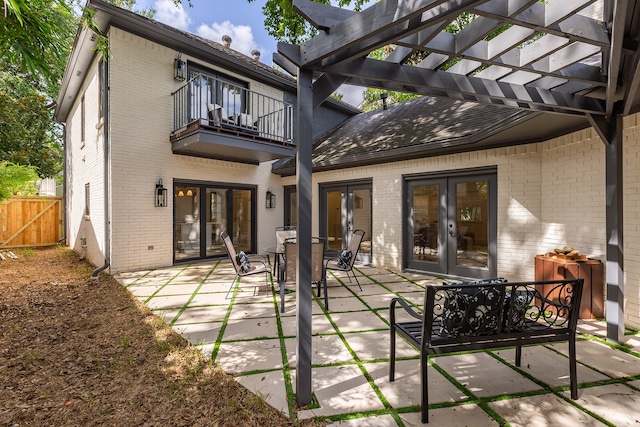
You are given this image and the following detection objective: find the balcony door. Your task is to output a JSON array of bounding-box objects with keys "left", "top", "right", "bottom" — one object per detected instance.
[
  {"left": 174, "top": 182, "right": 255, "bottom": 262},
  {"left": 405, "top": 170, "right": 497, "bottom": 278},
  {"left": 320, "top": 182, "right": 372, "bottom": 264},
  {"left": 188, "top": 65, "right": 247, "bottom": 122}
]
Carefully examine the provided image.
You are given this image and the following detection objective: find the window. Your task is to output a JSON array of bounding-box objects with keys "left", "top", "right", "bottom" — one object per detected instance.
[
  {"left": 98, "top": 60, "right": 105, "bottom": 120},
  {"left": 81, "top": 95, "right": 85, "bottom": 147},
  {"left": 84, "top": 183, "right": 90, "bottom": 217}
]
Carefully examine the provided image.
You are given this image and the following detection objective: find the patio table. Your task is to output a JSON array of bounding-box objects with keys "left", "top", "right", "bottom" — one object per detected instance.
[{"left": 264, "top": 245, "right": 285, "bottom": 281}]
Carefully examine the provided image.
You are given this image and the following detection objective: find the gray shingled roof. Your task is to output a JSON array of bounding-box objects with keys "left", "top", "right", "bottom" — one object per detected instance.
[{"left": 272, "top": 95, "right": 579, "bottom": 175}]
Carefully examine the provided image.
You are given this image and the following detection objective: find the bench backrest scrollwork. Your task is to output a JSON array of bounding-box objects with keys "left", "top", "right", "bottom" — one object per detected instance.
[{"left": 422, "top": 279, "right": 584, "bottom": 348}]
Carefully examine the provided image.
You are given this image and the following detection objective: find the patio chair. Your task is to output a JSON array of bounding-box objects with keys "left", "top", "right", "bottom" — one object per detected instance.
[
  {"left": 279, "top": 237, "right": 327, "bottom": 312},
  {"left": 220, "top": 231, "right": 270, "bottom": 296},
  {"left": 325, "top": 229, "right": 365, "bottom": 291},
  {"left": 273, "top": 226, "right": 297, "bottom": 276},
  {"left": 275, "top": 226, "right": 297, "bottom": 249}
]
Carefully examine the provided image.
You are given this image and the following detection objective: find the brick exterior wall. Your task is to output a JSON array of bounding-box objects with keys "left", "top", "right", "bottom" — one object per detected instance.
[
  {"left": 281, "top": 127, "right": 635, "bottom": 324},
  {"left": 66, "top": 28, "right": 284, "bottom": 273},
  {"left": 65, "top": 57, "right": 106, "bottom": 269},
  {"left": 623, "top": 114, "right": 640, "bottom": 328}
]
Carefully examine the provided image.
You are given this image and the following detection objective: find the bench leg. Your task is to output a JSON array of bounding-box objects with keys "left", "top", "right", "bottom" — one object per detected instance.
[
  {"left": 389, "top": 326, "right": 396, "bottom": 382},
  {"left": 421, "top": 351, "right": 429, "bottom": 423},
  {"left": 569, "top": 336, "right": 578, "bottom": 399}
]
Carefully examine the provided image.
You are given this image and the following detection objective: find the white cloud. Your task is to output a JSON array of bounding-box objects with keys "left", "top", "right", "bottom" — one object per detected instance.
[
  {"left": 154, "top": 0, "right": 191, "bottom": 30},
  {"left": 197, "top": 21, "right": 262, "bottom": 59}
]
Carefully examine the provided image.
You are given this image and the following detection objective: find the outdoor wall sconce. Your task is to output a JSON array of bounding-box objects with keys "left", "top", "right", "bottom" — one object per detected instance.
[
  {"left": 155, "top": 179, "right": 168, "bottom": 207},
  {"left": 266, "top": 187, "right": 276, "bottom": 209},
  {"left": 174, "top": 55, "right": 186, "bottom": 81}
]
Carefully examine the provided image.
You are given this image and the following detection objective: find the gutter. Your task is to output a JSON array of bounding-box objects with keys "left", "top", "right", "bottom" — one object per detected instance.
[
  {"left": 57, "top": 122, "right": 67, "bottom": 245},
  {"left": 92, "top": 58, "right": 110, "bottom": 279}
]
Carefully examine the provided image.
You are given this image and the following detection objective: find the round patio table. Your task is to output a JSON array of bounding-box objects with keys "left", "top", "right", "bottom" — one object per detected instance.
[{"left": 264, "top": 245, "right": 285, "bottom": 281}]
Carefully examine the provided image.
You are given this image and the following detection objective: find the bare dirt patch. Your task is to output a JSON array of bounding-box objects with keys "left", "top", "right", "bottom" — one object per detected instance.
[{"left": 0, "top": 246, "right": 323, "bottom": 426}]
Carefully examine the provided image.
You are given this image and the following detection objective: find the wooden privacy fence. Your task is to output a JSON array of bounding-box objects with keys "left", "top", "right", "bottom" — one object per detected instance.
[{"left": 0, "top": 196, "right": 63, "bottom": 248}]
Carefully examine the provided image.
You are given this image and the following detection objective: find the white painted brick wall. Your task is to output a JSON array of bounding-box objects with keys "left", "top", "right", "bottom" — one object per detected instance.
[
  {"left": 105, "top": 28, "right": 284, "bottom": 273},
  {"left": 65, "top": 57, "right": 106, "bottom": 269},
  {"left": 624, "top": 112, "right": 640, "bottom": 328}
]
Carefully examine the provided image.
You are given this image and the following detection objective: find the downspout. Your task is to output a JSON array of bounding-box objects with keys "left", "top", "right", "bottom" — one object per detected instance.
[
  {"left": 57, "top": 122, "right": 67, "bottom": 245},
  {"left": 92, "top": 59, "right": 110, "bottom": 279}
]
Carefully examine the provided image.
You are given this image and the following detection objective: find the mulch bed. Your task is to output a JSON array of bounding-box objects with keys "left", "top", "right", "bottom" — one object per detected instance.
[{"left": 0, "top": 246, "right": 324, "bottom": 426}]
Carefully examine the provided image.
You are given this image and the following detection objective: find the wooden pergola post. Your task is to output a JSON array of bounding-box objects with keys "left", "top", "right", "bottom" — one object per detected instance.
[{"left": 295, "top": 68, "right": 314, "bottom": 406}]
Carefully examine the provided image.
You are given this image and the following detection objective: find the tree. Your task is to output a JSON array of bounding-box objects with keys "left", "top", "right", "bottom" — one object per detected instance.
[
  {"left": 249, "top": 0, "right": 370, "bottom": 44},
  {"left": 0, "top": 0, "right": 154, "bottom": 180},
  {"left": 249, "top": 3, "right": 482, "bottom": 111},
  {"left": 1, "top": 0, "right": 75, "bottom": 92},
  {"left": 0, "top": 71, "right": 64, "bottom": 178},
  {"left": 0, "top": 162, "right": 39, "bottom": 202}
]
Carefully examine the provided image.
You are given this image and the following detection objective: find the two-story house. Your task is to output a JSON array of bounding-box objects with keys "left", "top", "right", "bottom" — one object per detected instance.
[{"left": 54, "top": 0, "right": 358, "bottom": 274}]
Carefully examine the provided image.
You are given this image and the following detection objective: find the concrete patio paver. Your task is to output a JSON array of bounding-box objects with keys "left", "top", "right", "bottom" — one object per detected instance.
[
  {"left": 369, "top": 359, "right": 467, "bottom": 408},
  {"left": 329, "top": 311, "right": 389, "bottom": 332},
  {"left": 563, "top": 383, "right": 640, "bottom": 426},
  {"left": 399, "top": 404, "right": 498, "bottom": 426},
  {"left": 549, "top": 339, "right": 640, "bottom": 377},
  {"left": 223, "top": 317, "right": 280, "bottom": 340},
  {"left": 342, "top": 330, "right": 416, "bottom": 361},
  {"left": 432, "top": 351, "right": 542, "bottom": 397},
  {"left": 284, "top": 335, "right": 355, "bottom": 365},
  {"left": 236, "top": 369, "right": 289, "bottom": 414},
  {"left": 488, "top": 393, "right": 608, "bottom": 426},
  {"left": 295, "top": 364, "right": 386, "bottom": 419},
  {"left": 114, "top": 261, "right": 640, "bottom": 426},
  {"left": 216, "top": 338, "right": 283, "bottom": 374},
  {"left": 493, "top": 345, "right": 610, "bottom": 387},
  {"left": 174, "top": 321, "right": 222, "bottom": 345}
]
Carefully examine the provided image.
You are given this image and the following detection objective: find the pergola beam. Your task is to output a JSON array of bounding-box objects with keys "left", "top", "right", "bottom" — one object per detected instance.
[
  {"left": 295, "top": 0, "right": 487, "bottom": 68},
  {"left": 321, "top": 58, "right": 606, "bottom": 114},
  {"left": 312, "top": 73, "right": 349, "bottom": 109},
  {"left": 294, "top": 0, "right": 356, "bottom": 30}
]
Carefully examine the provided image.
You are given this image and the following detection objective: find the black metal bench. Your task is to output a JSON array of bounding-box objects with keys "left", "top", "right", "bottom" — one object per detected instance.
[{"left": 389, "top": 278, "right": 584, "bottom": 423}]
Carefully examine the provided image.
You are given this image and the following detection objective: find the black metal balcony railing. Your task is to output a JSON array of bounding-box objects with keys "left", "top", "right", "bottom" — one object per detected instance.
[{"left": 172, "top": 74, "right": 294, "bottom": 145}]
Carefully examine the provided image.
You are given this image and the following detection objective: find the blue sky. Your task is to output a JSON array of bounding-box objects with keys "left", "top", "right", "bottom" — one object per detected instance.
[
  {"left": 138, "top": 0, "right": 276, "bottom": 60},
  {"left": 134, "top": 0, "right": 372, "bottom": 105}
]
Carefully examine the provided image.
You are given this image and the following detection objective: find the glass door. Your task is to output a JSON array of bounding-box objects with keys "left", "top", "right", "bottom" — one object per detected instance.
[
  {"left": 174, "top": 182, "right": 255, "bottom": 262},
  {"left": 320, "top": 183, "right": 372, "bottom": 263},
  {"left": 175, "top": 185, "right": 201, "bottom": 261},
  {"left": 406, "top": 178, "right": 446, "bottom": 274},
  {"left": 405, "top": 171, "right": 496, "bottom": 278}
]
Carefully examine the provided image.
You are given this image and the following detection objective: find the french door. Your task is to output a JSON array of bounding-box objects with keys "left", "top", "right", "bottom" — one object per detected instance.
[
  {"left": 174, "top": 182, "right": 255, "bottom": 262},
  {"left": 320, "top": 182, "right": 372, "bottom": 263},
  {"left": 405, "top": 170, "right": 497, "bottom": 278}
]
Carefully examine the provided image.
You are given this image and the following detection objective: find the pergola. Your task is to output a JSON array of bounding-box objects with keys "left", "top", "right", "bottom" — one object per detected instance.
[{"left": 274, "top": 0, "right": 640, "bottom": 405}]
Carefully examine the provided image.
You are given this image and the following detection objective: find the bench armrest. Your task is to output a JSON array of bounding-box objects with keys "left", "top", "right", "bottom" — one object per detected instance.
[{"left": 390, "top": 297, "right": 423, "bottom": 321}]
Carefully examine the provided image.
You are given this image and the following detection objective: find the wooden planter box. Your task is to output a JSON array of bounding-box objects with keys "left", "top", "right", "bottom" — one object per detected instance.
[{"left": 534, "top": 255, "right": 604, "bottom": 319}]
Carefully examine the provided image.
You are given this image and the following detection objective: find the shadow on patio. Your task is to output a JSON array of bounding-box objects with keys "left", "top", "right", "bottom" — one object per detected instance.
[{"left": 115, "top": 261, "right": 640, "bottom": 426}]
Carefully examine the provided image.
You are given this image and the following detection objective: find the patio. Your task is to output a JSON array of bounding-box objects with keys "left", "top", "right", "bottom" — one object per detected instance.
[{"left": 115, "top": 261, "right": 640, "bottom": 426}]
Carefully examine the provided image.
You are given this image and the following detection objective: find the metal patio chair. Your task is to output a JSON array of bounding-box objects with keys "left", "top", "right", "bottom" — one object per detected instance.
[
  {"left": 279, "top": 237, "right": 327, "bottom": 312},
  {"left": 220, "top": 231, "right": 270, "bottom": 296},
  {"left": 325, "top": 229, "right": 365, "bottom": 291},
  {"left": 272, "top": 225, "right": 297, "bottom": 275}
]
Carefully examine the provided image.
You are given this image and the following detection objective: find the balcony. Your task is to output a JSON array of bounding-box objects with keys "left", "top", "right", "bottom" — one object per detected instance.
[{"left": 170, "top": 74, "right": 295, "bottom": 164}]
